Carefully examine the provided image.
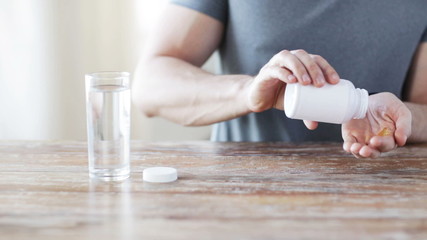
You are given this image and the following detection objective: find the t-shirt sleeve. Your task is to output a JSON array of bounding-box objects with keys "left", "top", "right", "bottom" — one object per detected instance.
[
  {"left": 421, "top": 27, "right": 427, "bottom": 42},
  {"left": 169, "top": 0, "right": 228, "bottom": 24}
]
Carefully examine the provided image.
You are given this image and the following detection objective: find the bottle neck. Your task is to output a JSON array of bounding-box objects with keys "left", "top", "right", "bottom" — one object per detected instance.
[{"left": 353, "top": 88, "right": 369, "bottom": 119}]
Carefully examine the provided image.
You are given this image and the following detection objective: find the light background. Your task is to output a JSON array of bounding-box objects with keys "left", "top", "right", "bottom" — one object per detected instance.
[{"left": 0, "top": 0, "right": 217, "bottom": 141}]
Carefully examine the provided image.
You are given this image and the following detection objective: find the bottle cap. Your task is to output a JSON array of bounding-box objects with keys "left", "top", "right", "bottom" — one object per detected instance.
[
  {"left": 353, "top": 88, "right": 369, "bottom": 119},
  {"left": 143, "top": 167, "right": 178, "bottom": 183}
]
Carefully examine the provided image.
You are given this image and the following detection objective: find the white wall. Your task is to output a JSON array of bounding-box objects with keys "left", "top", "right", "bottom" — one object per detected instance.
[{"left": 0, "top": 0, "right": 215, "bottom": 141}]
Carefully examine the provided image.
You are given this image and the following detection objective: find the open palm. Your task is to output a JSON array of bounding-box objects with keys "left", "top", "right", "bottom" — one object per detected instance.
[{"left": 342, "top": 92, "right": 411, "bottom": 158}]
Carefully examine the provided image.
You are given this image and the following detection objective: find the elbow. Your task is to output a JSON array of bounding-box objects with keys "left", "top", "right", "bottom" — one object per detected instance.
[
  {"left": 131, "top": 66, "right": 157, "bottom": 118},
  {"left": 132, "top": 86, "right": 155, "bottom": 118}
]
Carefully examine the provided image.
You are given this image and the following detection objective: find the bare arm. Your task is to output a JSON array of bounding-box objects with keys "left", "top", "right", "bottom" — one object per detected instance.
[
  {"left": 404, "top": 42, "right": 427, "bottom": 142},
  {"left": 342, "top": 42, "right": 427, "bottom": 158},
  {"left": 132, "top": 4, "right": 251, "bottom": 126},
  {"left": 133, "top": 4, "right": 340, "bottom": 126}
]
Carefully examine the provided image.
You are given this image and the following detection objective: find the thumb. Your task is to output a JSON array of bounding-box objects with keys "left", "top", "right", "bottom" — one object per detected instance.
[
  {"left": 304, "top": 120, "right": 318, "bottom": 130},
  {"left": 394, "top": 106, "right": 412, "bottom": 146}
]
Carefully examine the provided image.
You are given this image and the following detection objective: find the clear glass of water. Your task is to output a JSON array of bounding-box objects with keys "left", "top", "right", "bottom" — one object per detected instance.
[{"left": 85, "top": 72, "right": 130, "bottom": 181}]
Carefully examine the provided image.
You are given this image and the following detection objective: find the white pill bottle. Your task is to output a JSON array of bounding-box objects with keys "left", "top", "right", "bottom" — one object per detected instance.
[{"left": 284, "top": 79, "right": 369, "bottom": 124}]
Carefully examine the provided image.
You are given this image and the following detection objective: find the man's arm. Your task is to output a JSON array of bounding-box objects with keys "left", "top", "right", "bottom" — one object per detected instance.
[
  {"left": 342, "top": 42, "right": 427, "bottom": 158},
  {"left": 132, "top": 4, "right": 251, "bottom": 126},
  {"left": 133, "top": 4, "right": 340, "bottom": 126},
  {"left": 404, "top": 42, "right": 427, "bottom": 142}
]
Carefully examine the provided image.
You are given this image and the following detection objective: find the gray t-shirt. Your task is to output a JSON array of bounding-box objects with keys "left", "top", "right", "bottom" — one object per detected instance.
[{"left": 170, "top": 0, "right": 427, "bottom": 142}]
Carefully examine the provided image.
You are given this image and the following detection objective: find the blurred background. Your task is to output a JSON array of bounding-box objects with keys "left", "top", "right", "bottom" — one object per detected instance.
[{"left": 0, "top": 0, "right": 218, "bottom": 141}]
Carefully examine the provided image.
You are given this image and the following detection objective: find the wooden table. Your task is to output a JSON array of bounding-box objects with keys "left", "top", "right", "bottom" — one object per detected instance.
[{"left": 1, "top": 141, "right": 426, "bottom": 240}]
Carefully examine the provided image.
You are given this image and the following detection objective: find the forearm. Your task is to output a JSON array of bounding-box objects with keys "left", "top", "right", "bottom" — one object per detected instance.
[
  {"left": 132, "top": 56, "right": 252, "bottom": 126},
  {"left": 405, "top": 102, "right": 427, "bottom": 142}
]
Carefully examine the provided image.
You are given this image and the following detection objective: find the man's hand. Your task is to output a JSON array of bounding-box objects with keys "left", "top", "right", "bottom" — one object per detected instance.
[
  {"left": 247, "top": 49, "right": 340, "bottom": 116},
  {"left": 342, "top": 92, "right": 412, "bottom": 158}
]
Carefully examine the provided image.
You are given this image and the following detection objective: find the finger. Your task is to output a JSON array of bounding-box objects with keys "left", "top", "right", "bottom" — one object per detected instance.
[
  {"left": 291, "top": 49, "right": 326, "bottom": 87},
  {"left": 342, "top": 130, "right": 357, "bottom": 153},
  {"left": 310, "top": 54, "right": 340, "bottom": 84},
  {"left": 394, "top": 106, "right": 412, "bottom": 146},
  {"left": 257, "top": 65, "right": 297, "bottom": 84},
  {"left": 271, "top": 50, "right": 312, "bottom": 85},
  {"left": 369, "top": 136, "right": 397, "bottom": 152},
  {"left": 343, "top": 141, "right": 353, "bottom": 153},
  {"left": 359, "top": 146, "right": 381, "bottom": 158},
  {"left": 303, "top": 120, "right": 318, "bottom": 130},
  {"left": 350, "top": 143, "right": 364, "bottom": 158}
]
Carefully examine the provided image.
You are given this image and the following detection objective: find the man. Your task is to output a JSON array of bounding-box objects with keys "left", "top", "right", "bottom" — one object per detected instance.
[{"left": 132, "top": 0, "right": 427, "bottom": 158}]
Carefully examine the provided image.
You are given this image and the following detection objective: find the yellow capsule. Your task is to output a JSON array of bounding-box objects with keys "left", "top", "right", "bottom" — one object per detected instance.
[{"left": 377, "top": 127, "right": 392, "bottom": 137}]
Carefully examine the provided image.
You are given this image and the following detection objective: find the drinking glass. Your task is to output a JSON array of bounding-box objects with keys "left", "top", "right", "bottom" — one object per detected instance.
[{"left": 85, "top": 72, "right": 130, "bottom": 181}]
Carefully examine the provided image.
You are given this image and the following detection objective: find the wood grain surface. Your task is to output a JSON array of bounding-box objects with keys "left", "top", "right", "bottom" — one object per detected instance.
[{"left": 0, "top": 141, "right": 426, "bottom": 240}]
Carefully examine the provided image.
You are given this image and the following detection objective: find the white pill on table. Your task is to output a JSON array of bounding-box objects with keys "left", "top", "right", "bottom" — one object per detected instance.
[{"left": 143, "top": 167, "right": 178, "bottom": 183}]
